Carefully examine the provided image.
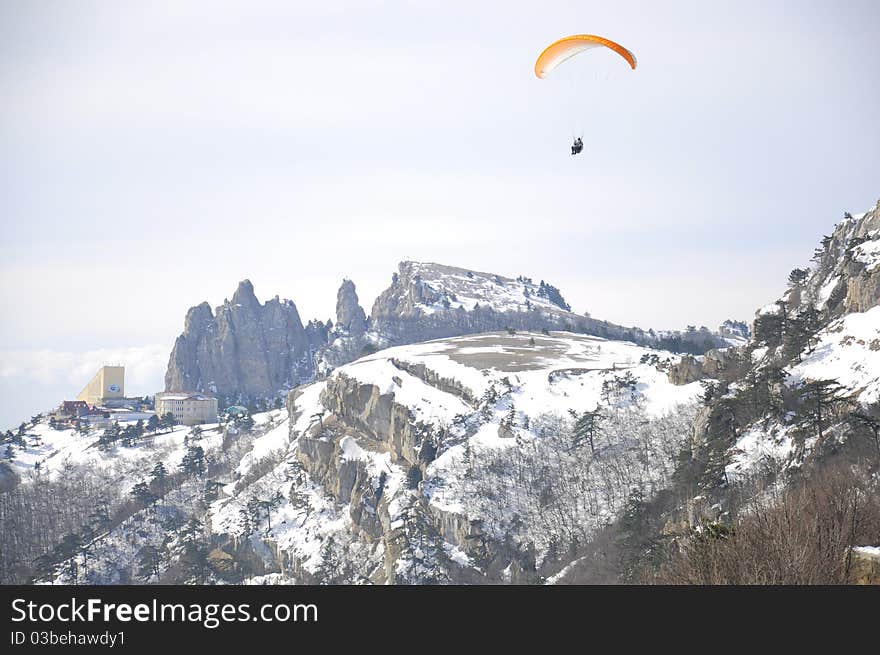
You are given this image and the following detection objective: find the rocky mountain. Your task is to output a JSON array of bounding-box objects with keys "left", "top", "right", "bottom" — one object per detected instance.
[
  {"left": 364, "top": 263, "right": 736, "bottom": 357},
  {"left": 2, "top": 327, "right": 707, "bottom": 584},
  {"left": 168, "top": 261, "right": 732, "bottom": 402},
  {"left": 164, "top": 280, "right": 327, "bottom": 401},
  {"left": 366, "top": 261, "right": 642, "bottom": 346},
  {"left": 5, "top": 199, "right": 879, "bottom": 586}
]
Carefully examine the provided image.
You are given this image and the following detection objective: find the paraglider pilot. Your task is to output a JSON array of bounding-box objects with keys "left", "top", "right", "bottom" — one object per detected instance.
[{"left": 571, "top": 137, "right": 583, "bottom": 155}]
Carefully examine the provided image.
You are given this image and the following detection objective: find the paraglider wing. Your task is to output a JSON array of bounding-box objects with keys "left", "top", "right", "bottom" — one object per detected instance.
[{"left": 534, "top": 34, "right": 637, "bottom": 78}]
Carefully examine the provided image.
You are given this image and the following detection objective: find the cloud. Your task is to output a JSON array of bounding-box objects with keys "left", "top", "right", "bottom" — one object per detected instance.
[
  {"left": 0, "top": 345, "right": 168, "bottom": 429},
  {"left": 0, "top": 344, "right": 168, "bottom": 389}
]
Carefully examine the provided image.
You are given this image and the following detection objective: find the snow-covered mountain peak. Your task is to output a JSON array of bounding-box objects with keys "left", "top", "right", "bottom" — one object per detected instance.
[{"left": 371, "top": 261, "right": 574, "bottom": 319}]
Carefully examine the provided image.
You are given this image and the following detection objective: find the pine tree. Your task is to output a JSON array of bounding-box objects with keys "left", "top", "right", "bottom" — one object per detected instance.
[
  {"left": 87, "top": 502, "right": 112, "bottom": 538},
  {"left": 753, "top": 310, "right": 785, "bottom": 346},
  {"left": 461, "top": 439, "right": 474, "bottom": 479},
  {"left": 177, "top": 519, "right": 210, "bottom": 583},
  {"left": 236, "top": 413, "right": 255, "bottom": 431},
  {"left": 504, "top": 403, "right": 516, "bottom": 430},
  {"left": 189, "top": 425, "right": 203, "bottom": 442},
  {"left": 314, "top": 536, "right": 344, "bottom": 584},
  {"left": 480, "top": 385, "right": 498, "bottom": 422},
  {"left": 161, "top": 412, "right": 177, "bottom": 430},
  {"left": 795, "top": 379, "right": 847, "bottom": 442},
  {"left": 121, "top": 423, "right": 138, "bottom": 447},
  {"left": 150, "top": 461, "right": 169, "bottom": 501},
  {"left": 247, "top": 491, "right": 284, "bottom": 532},
  {"left": 572, "top": 409, "right": 602, "bottom": 453},
  {"left": 787, "top": 268, "right": 809, "bottom": 287},
  {"left": 99, "top": 422, "right": 121, "bottom": 449},
  {"left": 238, "top": 507, "right": 253, "bottom": 535},
  {"left": 147, "top": 414, "right": 160, "bottom": 433},
  {"left": 179, "top": 445, "right": 206, "bottom": 477},
  {"left": 130, "top": 481, "right": 157, "bottom": 508},
  {"left": 847, "top": 410, "right": 880, "bottom": 461},
  {"left": 53, "top": 532, "right": 82, "bottom": 584},
  {"left": 617, "top": 487, "right": 653, "bottom": 573},
  {"left": 136, "top": 544, "right": 164, "bottom": 582},
  {"left": 797, "top": 305, "right": 821, "bottom": 355}
]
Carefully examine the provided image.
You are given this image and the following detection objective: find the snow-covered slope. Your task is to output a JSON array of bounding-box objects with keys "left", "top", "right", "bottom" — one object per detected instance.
[
  {"left": 788, "top": 306, "right": 880, "bottom": 406},
  {"left": 341, "top": 331, "right": 700, "bottom": 421},
  {"left": 5, "top": 422, "right": 215, "bottom": 487},
  {"left": 207, "top": 330, "right": 703, "bottom": 583},
  {"left": 688, "top": 198, "right": 880, "bottom": 490},
  {"left": 1, "top": 409, "right": 289, "bottom": 584},
  {"left": 727, "top": 304, "right": 880, "bottom": 480}
]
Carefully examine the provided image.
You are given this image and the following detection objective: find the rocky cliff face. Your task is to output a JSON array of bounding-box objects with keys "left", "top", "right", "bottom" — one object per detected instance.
[
  {"left": 167, "top": 261, "right": 732, "bottom": 402},
  {"left": 369, "top": 261, "right": 649, "bottom": 347},
  {"left": 665, "top": 200, "right": 880, "bottom": 391},
  {"left": 796, "top": 199, "right": 880, "bottom": 319},
  {"left": 335, "top": 279, "right": 367, "bottom": 337},
  {"left": 314, "top": 280, "right": 370, "bottom": 375},
  {"left": 164, "top": 280, "right": 325, "bottom": 401}
]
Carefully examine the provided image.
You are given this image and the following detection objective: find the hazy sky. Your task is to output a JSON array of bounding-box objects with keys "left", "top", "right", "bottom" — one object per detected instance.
[{"left": 1, "top": 1, "right": 879, "bottom": 427}]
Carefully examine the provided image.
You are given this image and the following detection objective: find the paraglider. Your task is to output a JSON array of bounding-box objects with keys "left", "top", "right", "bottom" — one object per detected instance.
[
  {"left": 534, "top": 34, "right": 637, "bottom": 79},
  {"left": 535, "top": 34, "right": 636, "bottom": 155}
]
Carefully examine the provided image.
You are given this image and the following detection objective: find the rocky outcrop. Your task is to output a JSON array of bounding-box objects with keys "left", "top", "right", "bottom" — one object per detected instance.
[
  {"left": 667, "top": 349, "right": 736, "bottom": 385},
  {"left": 667, "top": 355, "right": 704, "bottom": 385},
  {"left": 283, "top": 360, "right": 542, "bottom": 583},
  {"left": 317, "top": 373, "right": 440, "bottom": 467},
  {"left": 315, "top": 281, "right": 371, "bottom": 374},
  {"left": 335, "top": 279, "right": 367, "bottom": 338},
  {"left": 289, "top": 383, "right": 448, "bottom": 583},
  {"left": 165, "top": 280, "right": 327, "bottom": 401},
  {"left": 369, "top": 261, "right": 650, "bottom": 347},
  {"left": 788, "top": 198, "right": 880, "bottom": 320}
]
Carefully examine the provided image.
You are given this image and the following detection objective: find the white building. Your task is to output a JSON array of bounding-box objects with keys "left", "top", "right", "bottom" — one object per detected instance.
[{"left": 155, "top": 392, "right": 218, "bottom": 426}]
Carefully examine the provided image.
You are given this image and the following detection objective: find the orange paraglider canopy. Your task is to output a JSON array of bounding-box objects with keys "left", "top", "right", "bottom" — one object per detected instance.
[{"left": 534, "top": 34, "right": 637, "bottom": 78}]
